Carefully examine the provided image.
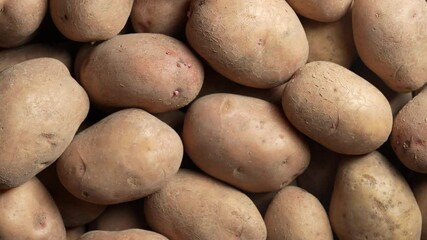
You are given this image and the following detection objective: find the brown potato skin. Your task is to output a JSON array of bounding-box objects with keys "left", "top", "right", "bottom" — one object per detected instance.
[
  {"left": 57, "top": 108, "right": 183, "bottom": 205},
  {"left": 282, "top": 61, "right": 392, "bottom": 155},
  {"left": 287, "top": 0, "right": 352, "bottom": 22},
  {"left": 0, "top": 0, "right": 48, "bottom": 48},
  {"left": 352, "top": 0, "right": 427, "bottom": 92},
  {"left": 264, "top": 186, "right": 333, "bottom": 240},
  {"left": 186, "top": 0, "right": 308, "bottom": 88},
  {"left": 329, "top": 151, "right": 422, "bottom": 240},
  {"left": 79, "top": 229, "right": 168, "bottom": 240},
  {"left": 50, "top": 0, "right": 133, "bottom": 42},
  {"left": 0, "top": 58, "right": 89, "bottom": 189},
  {"left": 0, "top": 178, "right": 66, "bottom": 240},
  {"left": 183, "top": 93, "right": 310, "bottom": 192},
  {"left": 144, "top": 169, "right": 267, "bottom": 240},
  {"left": 79, "top": 33, "right": 204, "bottom": 113}
]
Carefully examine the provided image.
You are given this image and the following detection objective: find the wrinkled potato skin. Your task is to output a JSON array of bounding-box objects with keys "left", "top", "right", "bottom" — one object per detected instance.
[
  {"left": 50, "top": 0, "right": 133, "bottom": 42},
  {"left": 352, "top": 0, "right": 427, "bottom": 92},
  {"left": 144, "top": 169, "right": 267, "bottom": 240},
  {"left": 0, "top": 58, "right": 89, "bottom": 189},
  {"left": 329, "top": 151, "right": 422, "bottom": 240},
  {"left": 287, "top": 0, "right": 352, "bottom": 22},
  {"left": 57, "top": 109, "right": 183, "bottom": 205},
  {"left": 186, "top": 0, "right": 308, "bottom": 88},
  {"left": 0, "top": 0, "right": 47, "bottom": 48},
  {"left": 183, "top": 94, "right": 310, "bottom": 192},
  {"left": 282, "top": 61, "right": 392, "bottom": 155},
  {"left": 264, "top": 186, "right": 333, "bottom": 240},
  {"left": 0, "top": 178, "right": 66, "bottom": 240},
  {"left": 79, "top": 229, "right": 168, "bottom": 240}
]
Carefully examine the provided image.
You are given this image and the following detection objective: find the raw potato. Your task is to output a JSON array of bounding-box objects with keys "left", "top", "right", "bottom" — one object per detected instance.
[
  {"left": 186, "top": 0, "right": 308, "bottom": 88},
  {"left": 282, "top": 61, "right": 393, "bottom": 155},
  {"left": 57, "top": 108, "right": 183, "bottom": 204},
  {"left": 329, "top": 151, "right": 422, "bottom": 240},
  {"left": 352, "top": 0, "right": 427, "bottom": 92},
  {"left": 0, "top": 178, "right": 66, "bottom": 240},
  {"left": 50, "top": 0, "right": 133, "bottom": 42},
  {"left": 183, "top": 93, "right": 310, "bottom": 192},
  {"left": 79, "top": 33, "right": 204, "bottom": 113},
  {"left": 413, "top": 176, "right": 427, "bottom": 240},
  {"left": 144, "top": 169, "right": 267, "bottom": 240},
  {"left": 286, "top": 0, "right": 352, "bottom": 22},
  {"left": 264, "top": 186, "right": 333, "bottom": 240},
  {"left": 0, "top": 0, "right": 48, "bottom": 48},
  {"left": 79, "top": 229, "right": 168, "bottom": 240},
  {"left": 0, "top": 58, "right": 89, "bottom": 189}
]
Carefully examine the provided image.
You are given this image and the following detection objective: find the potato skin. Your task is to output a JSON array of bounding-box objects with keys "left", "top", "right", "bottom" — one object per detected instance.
[
  {"left": 0, "top": 178, "right": 66, "bottom": 240},
  {"left": 79, "top": 229, "right": 168, "bottom": 240},
  {"left": 0, "top": 58, "right": 89, "bottom": 189},
  {"left": 286, "top": 0, "right": 352, "bottom": 22},
  {"left": 329, "top": 151, "right": 422, "bottom": 240},
  {"left": 186, "top": 0, "right": 308, "bottom": 88},
  {"left": 352, "top": 0, "right": 427, "bottom": 92},
  {"left": 57, "top": 108, "right": 183, "bottom": 204},
  {"left": 183, "top": 93, "right": 310, "bottom": 192},
  {"left": 282, "top": 61, "right": 392, "bottom": 155},
  {"left": 144, "top": 169, "right": 267, "bottom": 240},
  {"left": 264, "top": 186, "right": 333, "bottom": 240}
]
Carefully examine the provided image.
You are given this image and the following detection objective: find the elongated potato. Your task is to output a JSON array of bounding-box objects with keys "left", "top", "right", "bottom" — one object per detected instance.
[
  {"left": 0, "top": 58, "right": 89, "bottom": 189},
  {"left": 282, "top": 61, "right": 392, "bottom": 155},
  {"left": 287, "top": 0, "right": 352, "bottom": 22},
  {"left": 79, "top": 229, "right": 168, "bottom": 240},
  {"left": 144, "top": 169, "right": 267, "bottom": 239}
]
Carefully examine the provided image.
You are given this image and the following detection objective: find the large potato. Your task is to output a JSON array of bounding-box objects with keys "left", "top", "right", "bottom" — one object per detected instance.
[
  {"left": 282, "top": 61, "right": 392, "bottom": 155},
  {"left": 352, "top": 0, "right": 427, "bottom": 92},
  {"left": 183, "top": 93, "right": 310, "bottom": 192},
  {"left": 79, "top": 229, "right": 168, "bottom": 240},
  {"left": 57, "top": 108, "right": 183, "bottom": 204},
  {"left": 286, "top": 0, "right": 352, "bottom": 22},
  {"left": 329, "top": 151, "right": 422, "bottom": 239},
  {"left": 186, "top": 0, "right": 308, "bottom": 88},
  {"left": 0, "top": 58, "right": 89, "bottom": 189},
  {"left": 144, "top": 169, "right": 267, "bottom": 239}
]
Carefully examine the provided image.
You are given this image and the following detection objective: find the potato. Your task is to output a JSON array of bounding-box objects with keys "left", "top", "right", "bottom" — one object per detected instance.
[
  {"left": 264, "top": 186, "right": 333, "bottom": 240},
  {"left": 67, "top": 226, "right": 85, "bottom": 240},
  {"left": 0, "top": 178, "right": 66, "bottom": 240},
  {"left": 282, "top": 61, "right": 392, "bottom": 155},
  {"left": 286, "top": 0, "right": 352, "bottom": 22},
  {"left": 0, "top": 58, "right": 89, "bottom": 189},
  {"left": 131, "top": 0, "right": 190, "bottom": 38},
  {"left": 182, "top": 93, "right": 310, "bottom": 192},
  {"left": 79, "top": 229, "right": 168, "bottom": 240},
  {"left": 352, "top": 0, "right": 427, "bottom": 92},
  {"left": 144, "top": 169, "right": 267, "bottom": 239},
  {"left": 57, "top": 108, "right": 183, "bottom": 204},
  {"left": 329, "top": 151, "right": 422, "bottom": 239},
  {"left": 413, "top": 176, "right": 427, "bottom": 240},
  {"left": 50, "top": 0, "right": 133, "bottom": 42},
  {"left": 79, "top": 33, "right": 204, "bottom": 113},
  {"left": 0, "top": 0, "right": 48, "bottom": 48},
  {"left": 186, "top": 0, "right": 308, "bottom": 88}
]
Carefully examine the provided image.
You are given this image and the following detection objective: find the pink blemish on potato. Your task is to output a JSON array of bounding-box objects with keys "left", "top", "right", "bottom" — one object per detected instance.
[{"left": 173, "top": 90, "right": 180, "bottom": 97}]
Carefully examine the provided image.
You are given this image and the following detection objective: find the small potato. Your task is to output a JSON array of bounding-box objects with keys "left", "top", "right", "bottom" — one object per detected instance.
[
  {"left": 264, "top": 186, "right": 333, "bottom": 240},
  {"left": 282, "top": 61, "right": 393, "bottom": 155},
  {"left": 286, "top": 0, "right": 352, "bottom": 22},
  {"left": 57, "top": 108, "right": 183, "bottom": 204},
  {"left": 0, "top": 58, "right": 89, "bottom": 189},
  {"left": 0, "top": 0, "right": 48, "bottom": 48},
  {"left": 329, "top": 151, "right": 422, "bottom": 240},
  {"left": 0, "top": 178, "right": 66, "bottom": 240},
  {"left": 144, "top": 169, "right": 267, "bottom": 239},
  {"left": 183, "top": 93, "right": 310, "bottom": 192},
  {"left": 79, "top": 229, "right": 168, "bottom": 240}
]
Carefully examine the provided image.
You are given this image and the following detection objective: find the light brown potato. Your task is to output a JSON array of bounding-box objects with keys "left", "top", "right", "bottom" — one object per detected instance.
[
  {"left": 50, "top": 0, "right": 133, "bottom": 42},
  {"left": 67, "top": 226, "right": 85, "bottom": 240},
  {"left": 264, "top": 186, "right": 333, "bottom": 240},
  {"left": 329, "top": 151, "right": 422, "bottom": 240},
  {"left": 79, "top": 229, "right": 168, "bottom": 240},
  {"left": 0, "top": 0, "right": 48, "bottom": 48},
  {"left": 282, "top": 61, "right": 393, "bottom": 155},
  {"left": 144, "top": 169, "right": 267, "bottom": 239},
  {"left": 352, "top": 0, "right": 427, "bottom": 92},
  {"left": 0, "top": 58, "right": 89, "bottom": 189},
  {"left": 413, "top": 176, "right": 427, "bottom": 240},
  {"left": 0, "top": 178, "right": 66, "bottom": 240},
  {"left": 79, "top": 33, "right": 204, "bottom": 113},
  {"left": 186, "top": 0, "right": 308, "bottom": 88},
  {"left": 287, "top": 0, "right": 352, "bottom": 22},
  {"left": 57, "top": 108, "right": 183, "bottom": 204},
  {"left": 183, "top": 93, "right": 310, "bottom": 192}
]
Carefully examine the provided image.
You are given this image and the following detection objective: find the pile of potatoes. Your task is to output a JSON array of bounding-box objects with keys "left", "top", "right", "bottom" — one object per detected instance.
[{"left": 0, "top": 0, "right": 427, "bottom": 239}]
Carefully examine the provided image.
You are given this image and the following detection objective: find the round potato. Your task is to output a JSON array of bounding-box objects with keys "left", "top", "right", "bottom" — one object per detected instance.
[
  {"left": 186, "top": 0, "right": 308, "bottom": 88},
  {"left": 183, "top": 93, "right": 310, "bottom": 192},
  {"left": 79, "top": 229, "right": 168, "bottom": 240},
  {"left": 286, "top": 0, "right": 352, "bottom": 22},
  {"left": 0, "top": 58, "right": 89, "bottom": 189},
  {"left": 282, "top": 61, "right": 392, "bottom": 155}
]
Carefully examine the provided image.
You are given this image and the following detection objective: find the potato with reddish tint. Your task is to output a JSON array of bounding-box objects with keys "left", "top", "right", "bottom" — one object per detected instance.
[
  {"left": 287, "top": 0, "right": 352, "bottom": 22},
  {"left": 79, "top": 229, "right": 168, "bottom": 240}
]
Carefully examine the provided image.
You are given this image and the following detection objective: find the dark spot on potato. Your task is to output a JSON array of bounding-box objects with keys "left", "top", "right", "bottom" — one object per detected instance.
[
  {"left": 40, "top": 133, "right": 58, "bottom": 147},
  {"left": 198, "top": 0, "right": 206, "bottom": 6},
  {"left": 280, "top": 179, "right": 290, "bottom": 188},
  {"left": 82, "top": 191, "right": 89, "bottom": 198},
  {"left": 37, "top": 160, "right": 51, "bottom": 168},
  {"left": 60, "top": 14, "right": 68, "bottom": 22},
  {"left": 362, "top": 174, "right": 377, "bottom": 185},
  {"left": 34, "top": 212, "right": 47, "bottom": 229},
  {"left": 233, "top": 167, "right": 243, "bottom": 177}
]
